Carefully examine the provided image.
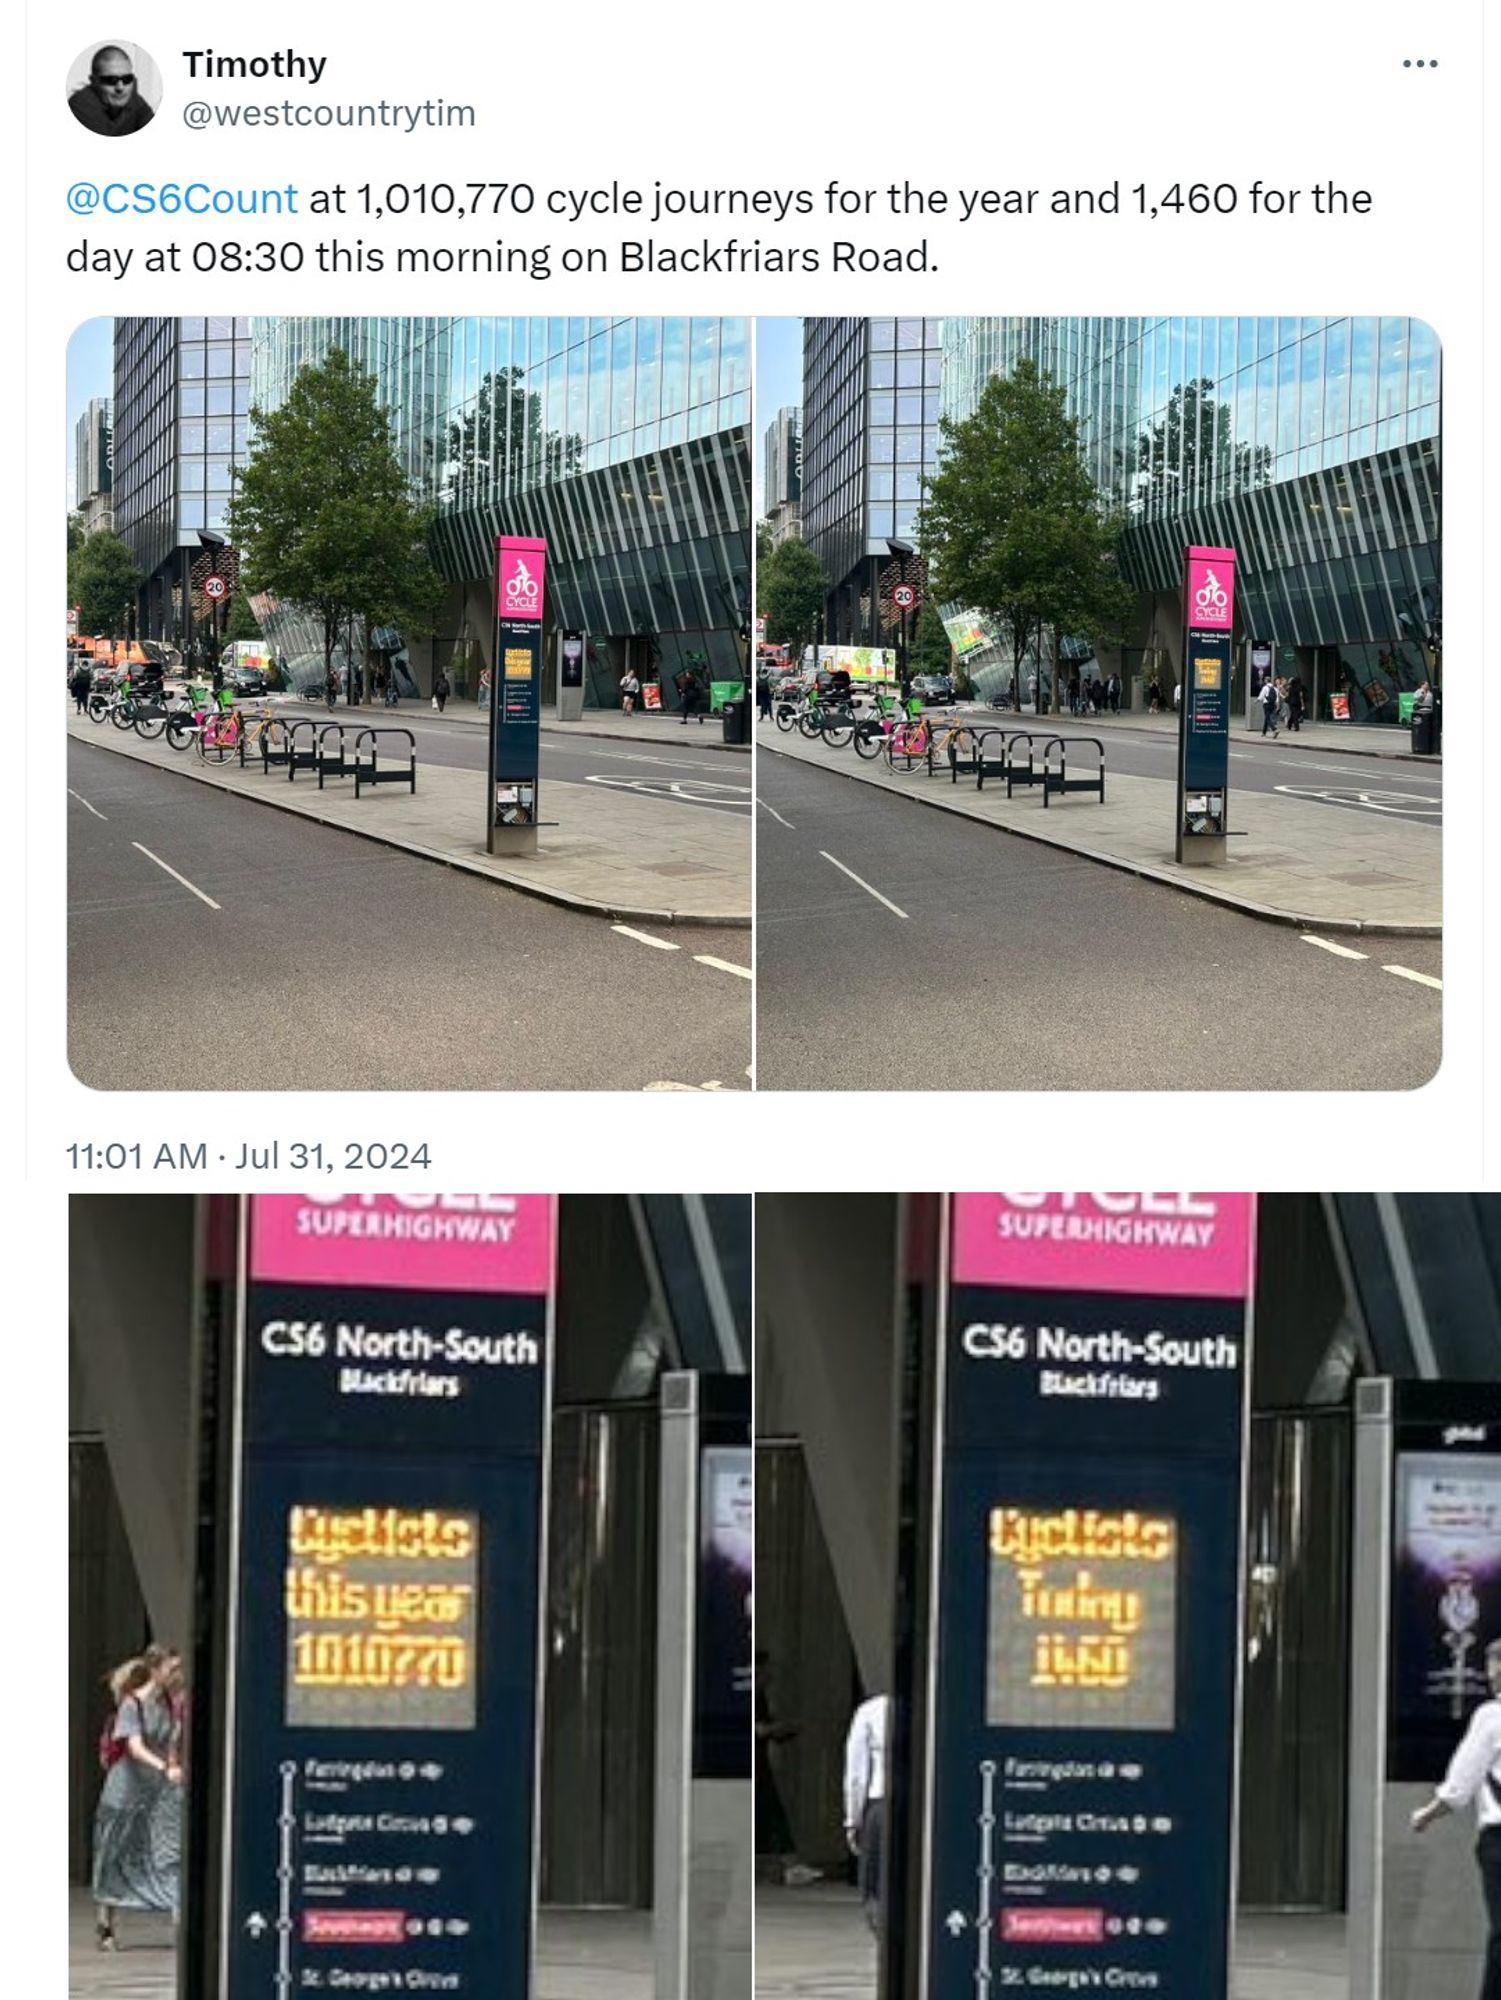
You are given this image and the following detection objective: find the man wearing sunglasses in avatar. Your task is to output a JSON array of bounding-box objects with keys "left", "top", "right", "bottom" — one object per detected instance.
[{"left": 69, "top": 46, "right": 155, "bottom": 135}]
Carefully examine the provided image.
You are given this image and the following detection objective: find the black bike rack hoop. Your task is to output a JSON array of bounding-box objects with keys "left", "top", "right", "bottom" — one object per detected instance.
[{"left": 353, "top": 727, "right": 417, "bottom": 800}]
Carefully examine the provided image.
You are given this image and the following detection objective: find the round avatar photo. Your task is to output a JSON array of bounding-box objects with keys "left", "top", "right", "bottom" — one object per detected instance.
[{"left": 66, "top": 41, "right": 161, "bottom": 136}]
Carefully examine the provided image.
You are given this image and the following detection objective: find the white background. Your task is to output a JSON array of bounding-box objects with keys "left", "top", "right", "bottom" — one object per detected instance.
[{"left": 21, "top": 0, "right": 1496, "bottom": 1205}]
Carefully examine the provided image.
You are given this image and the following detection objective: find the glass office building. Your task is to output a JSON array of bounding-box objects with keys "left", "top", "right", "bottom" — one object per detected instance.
[
  {"left": 112, "top": 317, "right": 254, "bottom": 645},
  {"left": 800, "top": 317, "right": 944, "bottom": 642},
  {"left": 249, "top": 317, "right": 751, "bottom": 705},
  {"left": 941, "top": 317, "right": 1441, "bottom": 722}
]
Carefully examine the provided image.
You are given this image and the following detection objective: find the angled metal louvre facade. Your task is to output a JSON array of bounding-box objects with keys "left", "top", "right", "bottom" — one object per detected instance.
[{"left": 250, "top": 316, "right": 751, "bottom": 695}]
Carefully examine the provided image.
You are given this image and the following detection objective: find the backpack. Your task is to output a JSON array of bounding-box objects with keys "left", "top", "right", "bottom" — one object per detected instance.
[{"left": 98, "top": 1706, "right": 129, "bottom": 1772}]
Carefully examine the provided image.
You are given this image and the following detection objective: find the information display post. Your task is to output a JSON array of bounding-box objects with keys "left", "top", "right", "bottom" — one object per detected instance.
[
  {"left": 1177, "top": 546, "right": 1237, "bottom": 865},
  {"left": 655, "top": 1372, "right": 753, "bottom": 2000},
  {"left": 212, "top": 1193, "right": 557, "bottom": 2000},
  {"left": 915, "top": 1193, "right": 1257, "bottom": 2000},
  {"left": 1349, "top": 1380, "right": 1501, "bottom": 2000},
  {"left": 489, "top": 536, "right": 548, "bottom": 855},
  {"left": 555, "top": 630, "right": 586, "bottom": 723}
]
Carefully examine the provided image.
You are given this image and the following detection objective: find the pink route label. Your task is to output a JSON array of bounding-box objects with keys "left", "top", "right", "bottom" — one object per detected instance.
[
  {"left": 951, "top": 1193, "right": 1256, "bottom": 1299},
  {"left": 250, "top": 1195, "right": 556, "bottom": 1294},
  {"left": 496, "top": 536, "right": 547, "bottom": 622}
]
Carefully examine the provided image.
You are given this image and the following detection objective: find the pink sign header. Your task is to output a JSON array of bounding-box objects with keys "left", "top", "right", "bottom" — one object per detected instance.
[
  {"left": 496, "top": 536, "right": 547, "bottom": 623},
  {"left": 250, "top": 1194, "right": 556, "bottom": 1295},
  {"left": 951, "top": 1193, "right": 1257, "bottom": 1299},
  {"left": 1184, "top": 545, "right": 1236, "bottom": 634}
]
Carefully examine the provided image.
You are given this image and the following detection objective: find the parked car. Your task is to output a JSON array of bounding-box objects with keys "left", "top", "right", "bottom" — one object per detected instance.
[{"left": 910, "top": 673, "right": 956, "bottom": 706}]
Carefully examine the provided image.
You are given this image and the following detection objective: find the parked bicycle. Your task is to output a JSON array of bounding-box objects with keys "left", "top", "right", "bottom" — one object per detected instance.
[{"left": 197, "top": 699, "right": 289, "bottom": 765}]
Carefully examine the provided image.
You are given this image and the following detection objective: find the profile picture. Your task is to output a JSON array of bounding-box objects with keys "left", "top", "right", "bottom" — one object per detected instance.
[{"left": 66, "top": 41, "right": 161, "bottom": 136}]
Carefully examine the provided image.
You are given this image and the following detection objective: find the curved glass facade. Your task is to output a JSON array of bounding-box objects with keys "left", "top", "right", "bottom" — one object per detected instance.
[
  {"left": 940, "top": 317, "right": 1441, "bottom": 721},
  {"left": 249, "top": 317, "right": 751, "bottom": 702}
]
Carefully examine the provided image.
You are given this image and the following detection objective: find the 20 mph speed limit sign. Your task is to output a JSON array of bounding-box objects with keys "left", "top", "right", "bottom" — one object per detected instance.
[
  {"left": 892, "top": 584, "right": 917, "bottom": 610},
  {"left": 204, "top": 574, "right": 229, "bottom": 602}
]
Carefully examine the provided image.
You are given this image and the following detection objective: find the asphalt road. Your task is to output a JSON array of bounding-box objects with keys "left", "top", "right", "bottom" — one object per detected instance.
[
  {"left": 67, "top": 741, "right": 751, "bottom": 1092},
  {"left": 781, "top": 706, "right": 1442, "bottom": 823},
  {"left": 756, "top": 754, "right": 1442, "bottom": 1092}
]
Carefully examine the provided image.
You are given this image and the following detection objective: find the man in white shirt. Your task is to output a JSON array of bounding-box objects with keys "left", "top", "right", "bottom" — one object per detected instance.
[
  {"left": 1412, "top": 1636, "right": 1501, "bottom": 2000},
  {"left": 844, "top": 1692, "right": 889, "bottom": 1936}
]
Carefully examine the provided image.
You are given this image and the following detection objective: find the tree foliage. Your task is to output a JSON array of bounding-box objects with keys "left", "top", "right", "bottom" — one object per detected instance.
[
  {"left": 68, "top": 530, "right": 140, "bottom": 635},
  {"left": 228, "top": 348, "right": 445, "bottom": 685},
  {"left": 758, "top": 538, "right": 827, "bottom": 657},
  {"left": 910, "top": 601, "right": 954, "bottom": 677},
  {"left": 920, "top": 359, "right": 1136, "bottom": 712},
  {"left": 756, "top": 518, "right": 775, "bottom": 570},
  {"left": 224, "top": 592, "right": 264, "bottom": 642}
]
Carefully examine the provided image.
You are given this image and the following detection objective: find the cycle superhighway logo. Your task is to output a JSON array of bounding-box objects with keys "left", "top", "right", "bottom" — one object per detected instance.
[{"left": 952, "top": 1194, "right": 1256, "bottom": 1300}]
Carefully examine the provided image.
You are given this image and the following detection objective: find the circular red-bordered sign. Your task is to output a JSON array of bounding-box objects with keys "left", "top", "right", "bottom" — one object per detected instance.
[
  {"left": 891, "top": 584, "right": 917, "bottom": 610},
  {"left": 203, "top": 574, "right": 229, "bottom": 602}
]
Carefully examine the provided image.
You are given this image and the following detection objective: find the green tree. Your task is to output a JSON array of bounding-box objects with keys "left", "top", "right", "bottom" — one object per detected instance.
[
  {"left": 756, "top": 518, "right": 775, "bottom": 572},
  {"left": 920, "top": 359, "right": 1135, "bottom": 714},
  {"left": 67, "top": 530, "right": 139, "bottom": 635},
  {"left": 67, "top": 512, "right": 86, "bottom": 557},
  {"left": 910, "top": 601, "right": 954, "bottom": 677},
  {"left": 759, "top": 538, "right": 826, "bottom": 657},
  {"left": 224, "top": 592, "right": 264, "bottom": 643},
  {"left": 228, "top": 347, "right": 445, "bottom": 693}
]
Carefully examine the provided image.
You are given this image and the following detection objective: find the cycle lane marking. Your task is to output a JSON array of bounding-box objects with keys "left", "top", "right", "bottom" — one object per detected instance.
[
  {"left": 130, "top": 843, "right": 222, "bottom": 910},
  {"left": 612, "top": 925, "right": 680, "bottom": 951},
  {"left": 68, "top": 789, "right": 108, "bottom": 820},
  {"left": 819, "top": 850, "right": 909, "bottom": 920},
  {"left": 1300, "top": 936, "right": 1369, "bottom": 961},
  {"left": 693, "top": 956, "right": 753, "bottom": 980}
]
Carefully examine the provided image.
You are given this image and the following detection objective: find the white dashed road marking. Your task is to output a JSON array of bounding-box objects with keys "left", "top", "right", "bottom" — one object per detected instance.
[
  {"left": 612, "top": 928, "right": 752, "bottom": 982},
  {"left": 68, "top": 789, "right": 107, "bottom": 819},
  {"left": 612, "top": 924, "right": 679, "bottom": 950},
  {"left": 1301, "top": 935, "right": 1369, "bottom": 961},
  {"left": 819, "top": 850, "right": 909, "bottom": 919},
  {"left": 757, "top": 796, "right": 796, "bottom": 829},
  {"left": 131, "top": 842, "right": 221, "bottom": 909},
  {"left": 1382, "top": 964, "right": 1443, "bottom": 991}
]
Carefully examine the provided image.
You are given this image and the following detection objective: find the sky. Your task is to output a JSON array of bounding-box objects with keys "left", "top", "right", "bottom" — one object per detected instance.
[
  {"left": 66, "top": 317, "right": 113, "bottom": 508},
  {"left": 753, "top": 318, "right": 803, "bottom": 517}
]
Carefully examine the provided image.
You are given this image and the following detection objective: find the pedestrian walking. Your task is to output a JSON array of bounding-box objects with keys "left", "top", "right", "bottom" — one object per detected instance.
[
  {"left": 70, "top": 661, "right": 94, "bottom": 713},
  {"left": 1108, "top": 670, "right": 1122, "bottom": 714},
  {"left": 844, "top": 1692, "right": 890, "bottom": 1937},
  {"left": 619, "top": 667, "right": 641, "bottom": 716},
  {"left": 92, "top": 1650, "right": 184, "bottom": 1950},
  {"left": 433, "top": 669, "right": 451, "bottom": 714},
  {"left": 1259, "top": 675, "right": 1281, "bottom": 737},
  {"left": 756, "top": 1651, "right": 822, "bottom": 1886},
  {"left": 1286, "top": 676, "right": 1306, "bottom": 732},
  {"left": 676, "top": 666, "right": 704, "bottom": 724},
  {"left": 756, "top": 670, "right": 772, "bottom": 723},
  {"left": 1411, "top": 1635, "right": 1501, "bottom": 2000}
]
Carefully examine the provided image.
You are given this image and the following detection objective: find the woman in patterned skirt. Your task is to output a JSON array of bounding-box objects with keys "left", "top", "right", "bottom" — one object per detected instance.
[{"left": 92, "top": 1651, "right": 183, "bottom": 1949}]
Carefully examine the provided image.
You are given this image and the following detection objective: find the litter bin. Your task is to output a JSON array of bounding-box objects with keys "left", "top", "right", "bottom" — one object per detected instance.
[
  {"left": 1410, "top": 709, "right": 1438, "bottom": 755},
  {"left": 722, "top": 696, "right": 749, "bottom": 746}
]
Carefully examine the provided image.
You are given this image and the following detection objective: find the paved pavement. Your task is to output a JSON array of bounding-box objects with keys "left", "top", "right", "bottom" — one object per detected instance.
[
  {"left": 754, "top": 1883, "right": 1348, "bottom": 1998},
  {"left": 67, "top": 1893, "right": 651, "bottom": 1999},
  {"left": 67, "top": 710, "right": 750, "bottom": 927},
  {"left": 973, "top": 699, "right": 1436, "bottom": 764},
  {"left": 757, "top": 752, "right": 1441, "bottom": 1093},
  {"left": 68, "top": 741, "right": 751, "bottom": 1093},
  {"left": 760, "top": 714, "right": 1439, "bottom": 935},
  {"left": 329, "top": 694, "right": 753, "bottom": 757}
]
